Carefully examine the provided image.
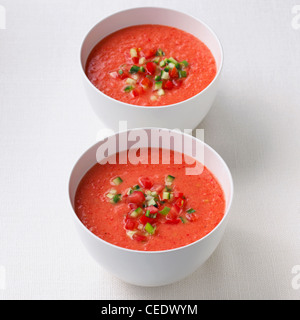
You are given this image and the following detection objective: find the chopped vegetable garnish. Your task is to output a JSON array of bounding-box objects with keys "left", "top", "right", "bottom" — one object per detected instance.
[
  {"left": 107, "top": 175, "right": 199, "bottom": 242},
  {"left": 130, "top": 48, "right": 138, "bottom": 58},
  {"left": 166, "top": 175, "right": 175, "bottom": 183},
  {"left": 161, "top": 71, "right": 170, "bottom": 80},
  {"left": 126, "top": 78, "right": 136, "bottom": 85},
  {"left": 154, "top": 81, "right": 163, "bottom": 91},
  {"left": 124, "top": 86, "right": 133, "bottom": 92},
  {"left": 112, "top": 177, "right": 123, "bottom": 185},
  {"left": 179, "top": 70, "right": 187, "bottom": 78},
  {"left": 130, "top": 207, "right": 143, "bottom": 218},
  {"left": 145, "top": 222, "right": 156, "bottom": 235},
  {"left": 181, "top": 60, "right": 189, "bottom": 67},
  {"left": 129, "top": 65, "right": 140, "bottom": 74},
  {"left": 139, "top": 57, "right": 146, "bottom": 65},
  {"left": 159, "top": 207, "right": 171, "bottom": 216},
  {"left": 187, "top": 208, "right": 196, "bottom": 214},
  {"left": 156, "top": 49, "right": 165, "bottom": 57},
  {"left": 147, "top": 198, "right": 156, "bottom": 206},
  {"left": 110, "top": 194, "right": 121, "bottom": 204},
  {"left": 163, "top": 192, "right": 171, "bottom": 200},
  {"left": 157, "top": 89, "right": 165, "bottom": 96},
  {"left": 109, "top": 48, "right": 190, "bottom": 102},
  {"left": 179, "top": 216, "right": 186, "bottom": 224},
  {"left": 159, "top": 60, "right": 167, "bottom": 67}
]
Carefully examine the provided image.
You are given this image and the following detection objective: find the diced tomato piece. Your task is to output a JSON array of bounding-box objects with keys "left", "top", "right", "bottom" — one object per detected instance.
[
  {"left": 146, "top": 62, "right": 156, "bottom": 75},
  {"left": 124, "top": 218, "right": 138, "bottom": 231},
  {"left": 132, "top": 232, "right": 148, "bottom": 242},
  {"left": 128, "top": 203, "right": 138, "bottom": 210},
  {"left": 131, "top": 86, "right": 144, "bottom": 97},
  {"left": 145, "top": 206, "right": 159, "bottom": 214},
  {"left": 166, "top": 206, "right": 179, "bottom": 220},
  {"left": 132, "top": 57, "right": 139, "bottom": 64},
  {"left": 186, "top": 213, "right": 198, "bottom": 222},
  {"left": 173, "top": 191, "right": 184, "bottom": 199},
  {"left": 139, "top": 209, "right": 158, "bottom": 225},
  {"left": 173, "top": 79, "right": 183, "bottom": 88},
  {"left": 164, "top": 80, "right": 174, "bottom": 90},
  {"left": 165, "top": 206, "right": 181, "bottom": 224},
  {"left": 141, "top": 48, "right": 156, "bottom": 59},
  {"left": 169, "top": 67, "right": 179, "bottom": 79},
  {"left": 118, "top": 70, "right": 129, "bottom": 80},
  {"left": 139, "top": 214, "right": 153, "bottom": 225},
  {"left": 127, "top": 191, "right": 145, "bottom": 206},
  {"left": 175, "top": 198, "right": 185, "bottom": 208},
  {"left": 139, "top": 177, "right": 153, "bottom": 189},
  {"left": 151, "top": 184, "right": 164, "bottom": 194},
  {"left": 165, "top": 218, "right": 181, "bottom": 225},
  {"left": 109, "top": 71, "right": 118, "bottom": 79},
  {"left": 140, "top": 76, "right": 153, "bottom": 88}
]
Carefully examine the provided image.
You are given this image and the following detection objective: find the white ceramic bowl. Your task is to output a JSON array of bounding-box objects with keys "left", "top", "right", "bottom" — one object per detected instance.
[
  {"left": 68, "top": 128, "right": 233, "bottom": 287},
  {"left": 80, "top": 7, "right": 223, "bottom": 131}
]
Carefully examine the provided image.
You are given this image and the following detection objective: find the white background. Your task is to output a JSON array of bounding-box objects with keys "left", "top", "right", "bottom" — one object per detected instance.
[{"left": 0, "top": 0, "right": 300, "bottom": 300}]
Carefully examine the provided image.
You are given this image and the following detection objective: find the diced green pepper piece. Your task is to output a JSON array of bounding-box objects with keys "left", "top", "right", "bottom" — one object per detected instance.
[
  {"left": 154, "top": 81, "right": 163, "bottom": 91},
  {"left": 145, "top": 222, "right": 156, "bottom": 235},
  {"left": 129, "top": 65, "right": 140, "bottom": 74},
  {"left": 181, "top": 60, "right": 189, "bottom": 67},
  {"left": 179, "top": 216, "right": 186, "bottom": 224},
  {"left": 156, "top": 49, "right": 165, "bottom": 57},
  {"left": 179, "top": 70, "right": 187, "bottom": 78},
  {"left": 166, "top": 175, "right": 175, "bottom": 183},
  {"left": 124, "top": 86, "right": 133, "bottom": 92},
  {"left": 159, "top": 207, "right": 171, "bottom": 216},
  {"left": 110, "top": 194, "right": 121, "bottom": 204},
  {"left": 187, "top": 208, "right": 196, "bottom": 214},
  {"left": 112, "top": 177, "right": 123, "bottom": 185},
  {"left": 167, "top": 57, "right": 178, "bottom": 64},
  {"left": 130, "top": 207, "right": 143, "bottom": 218}
]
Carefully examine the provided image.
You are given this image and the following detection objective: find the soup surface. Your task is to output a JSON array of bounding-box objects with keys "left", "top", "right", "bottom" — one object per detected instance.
[
  {"left": 86, "top": 24, "right": 217, "bottom": 106},
  {"left": 75, "top": 148, "right": 225, "bottom": 251}
]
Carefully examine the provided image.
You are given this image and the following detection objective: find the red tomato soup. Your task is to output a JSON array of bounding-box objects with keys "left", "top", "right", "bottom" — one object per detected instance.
[
  {"left": 75, "top": 148, "right": 225, "bottom": 251},
  {"left": 85, "top": 25, "right": 217, "bottom": 106}
]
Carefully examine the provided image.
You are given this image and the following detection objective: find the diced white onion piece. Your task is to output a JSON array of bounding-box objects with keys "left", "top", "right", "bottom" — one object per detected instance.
[
  {"left": 161, "top": 71, "right": 170, "bottom": 80},
  {"left": 130, "top": 48, "right": 138, "bottom": 58},
  {"left": 139, "top": 57, "right": 146, "bottom": 65},
  {"left": 157, "top": 89, "right": 165, "bottom": 96},
  {"left": 126, "top": 78, "right": 136, "bottom": 85},
  {"left": 126, "top": 230, "right": 137, "bottom": 239},
  {"left": 109, "top": 72, "right": 118, "bottom": 79}
]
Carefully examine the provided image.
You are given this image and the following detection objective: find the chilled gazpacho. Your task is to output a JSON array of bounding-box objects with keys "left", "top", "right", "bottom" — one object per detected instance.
[
  {"left": 75, "top": 148, "right": 225, "bottom": 251},
  {"left": 85, "top": 25, "right": 217, "bottom": 106}
]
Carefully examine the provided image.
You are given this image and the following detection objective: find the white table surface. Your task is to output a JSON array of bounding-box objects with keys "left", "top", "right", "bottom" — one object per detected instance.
[{"left": 0, "top": 0, "right": 299, "bottom": 300}]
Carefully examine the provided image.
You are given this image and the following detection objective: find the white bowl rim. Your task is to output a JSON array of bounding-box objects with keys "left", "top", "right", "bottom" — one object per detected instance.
[
  {"left": 79, "top": 6, "right": 224, "bottom": 110},
  {"left": 68, "top": 127, "right": 234, "bottom": 255}
]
